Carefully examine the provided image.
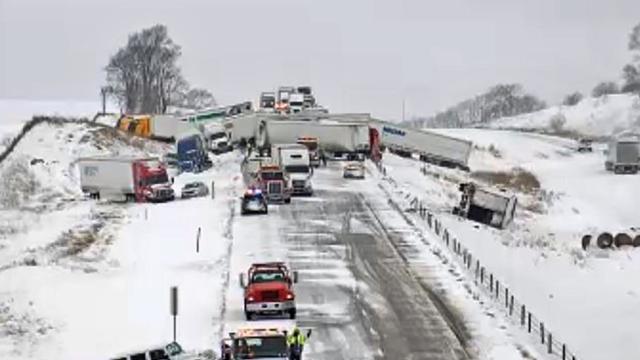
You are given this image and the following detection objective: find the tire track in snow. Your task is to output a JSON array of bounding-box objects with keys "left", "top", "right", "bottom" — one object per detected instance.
[{"left": 214, "top": 187, "right": 237, "bottom": 341}]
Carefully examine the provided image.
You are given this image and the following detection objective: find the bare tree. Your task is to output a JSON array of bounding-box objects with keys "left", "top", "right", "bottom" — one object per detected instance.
[
  {"left": 106, "top": 24, "right": 185, "bottom": 114},
  {"left": 563, "top": 92, "right": 583, "bottom": 106},
  {"left": 173, "top": 88, "right": 217, "bottom": 110},
  {"left": 591, "top": 81, "right": 620, "bottom": 97}
]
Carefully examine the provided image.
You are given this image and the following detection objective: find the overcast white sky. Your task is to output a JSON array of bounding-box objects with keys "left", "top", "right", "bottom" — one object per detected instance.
[{"left": 0, "top": 0, "right": 638, "bottom": 120}]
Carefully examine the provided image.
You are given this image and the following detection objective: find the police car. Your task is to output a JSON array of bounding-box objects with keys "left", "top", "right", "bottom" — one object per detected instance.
[{"left": 241, "top": 188, "right": 268, "bottom": 215}]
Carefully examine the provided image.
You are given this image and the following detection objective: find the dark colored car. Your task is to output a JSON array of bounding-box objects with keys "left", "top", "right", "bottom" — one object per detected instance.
[{"left": 241, "top": 188, "right": 268, "bottom": 215}]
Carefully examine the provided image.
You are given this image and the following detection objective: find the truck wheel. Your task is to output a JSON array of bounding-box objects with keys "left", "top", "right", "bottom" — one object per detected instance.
[
  {"left": 285, "top": 198, "right": 291, "bottom": 204},
  {"left": 596, "top": 232, "right": 613, "bottom": 248},
  {"left": 288, "top": 309, "right": 296, "bottom": 319},
  {"left": 245, "top": 311, "right": 256, "bottom": 321}
]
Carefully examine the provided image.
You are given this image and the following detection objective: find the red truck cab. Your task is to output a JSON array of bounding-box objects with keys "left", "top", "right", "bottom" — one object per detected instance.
[
  {"left": 240, "top": 262, "right": 298, "bottom": 320},
  {"left": 255, "top": 165, "right": 292, "bottom": 204}
]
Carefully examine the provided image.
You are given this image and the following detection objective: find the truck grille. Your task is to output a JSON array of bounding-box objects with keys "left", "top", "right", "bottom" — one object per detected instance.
[
  {"left": 261, "top": 290, "right": 280, "bottom": 302},
  {"left": 157, "top": 189, "right": 172, "bottom": 198},
  {"left": 292, "top": 180, "right": 305, "bottom": 189},
  {"left": 267, "top": 181, "right": 282, "bottom": 194}
]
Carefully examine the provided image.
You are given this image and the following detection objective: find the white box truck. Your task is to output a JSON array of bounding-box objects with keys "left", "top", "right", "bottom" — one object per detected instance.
[
  {"left": 77, "top": 157, "right": 175, "bottom": 202},
  {"left": 271, "top": 143, "right": 313, "bottom": 195},
  {"left": 605, "top": 137, "right": 639, "bottom": 174}
]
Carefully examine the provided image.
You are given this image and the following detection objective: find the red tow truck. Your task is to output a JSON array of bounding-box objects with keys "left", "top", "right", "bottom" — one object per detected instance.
[{"left": 240, "top": 262, "right": 298, "bottom": 320}]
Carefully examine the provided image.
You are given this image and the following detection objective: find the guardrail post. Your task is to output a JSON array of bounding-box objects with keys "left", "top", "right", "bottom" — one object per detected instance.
[
  {"left": 521, "top": 305, "right": 525, "bottom": 326},
  {"left": 528, "top": 312, "right": 532, "bottom": 333},
  {"left": 562, "top": 344, "right": 566, "bottom": 360},
  {"left": 548, "top": 333, "right": 553, "bottom": 354},
  {"left": 480, "top": 267, "right": 485, "bottom": 284},
  {"left": 490, "top": 274, "right": 494, "bottom": 292},
  {"left": 505, "top": 288, "right": 509, "bottom": 308},
  {"left": 541, "top": 322, "right": 545, "bottom": 344},
  {"left": 496, "top": 280, "right": 500, "bottom": 298},
  {"left": 509, "top": 295, "right": 514, "bottom": 316}
]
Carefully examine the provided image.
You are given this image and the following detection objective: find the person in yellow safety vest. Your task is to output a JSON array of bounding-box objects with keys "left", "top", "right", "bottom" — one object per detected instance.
[{"left": 286, "top": 327, "right": 311, "bottom": 360}]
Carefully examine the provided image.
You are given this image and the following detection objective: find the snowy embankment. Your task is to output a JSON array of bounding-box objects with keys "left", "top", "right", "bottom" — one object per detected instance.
[
  {"left": 0, "top": 117, "right": 240, "bottom": 359},
  {"left": 384, "top": 129, "right": 640, "bottom": 360},
  {"left": 0, "top": 99, "right": 118, "bottom": 152},
  {"left": 488, "top": 94, "right": 640, "bottom": 137}
]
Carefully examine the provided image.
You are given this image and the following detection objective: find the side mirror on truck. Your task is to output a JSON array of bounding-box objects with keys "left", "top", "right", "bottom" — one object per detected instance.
[{"left": 293, "top": 271, "right": 299, "bottom": 284}]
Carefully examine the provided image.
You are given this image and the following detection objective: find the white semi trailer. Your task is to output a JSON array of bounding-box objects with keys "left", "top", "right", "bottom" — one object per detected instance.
[
  {"left": 455, "top": 183, "right": 517, "bottom": 229},
  {"left": 256, "top": 120, "right": 369, "bottom": 154},
  {"left": 605, "top": 136, "right": 640, "bottom": 174},
  {"left": 332, "top": 116, "right": 473, "bottom": 169}
]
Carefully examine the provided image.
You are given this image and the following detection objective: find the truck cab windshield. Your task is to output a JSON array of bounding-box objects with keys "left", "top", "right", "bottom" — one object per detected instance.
[
  {"left": 285, "top": 165, "right": 310, "bottom": 174},
  {"left": 144, "top": 173, "right": 169, "bottom": 186},
  {"left": 261, "top": 171, "right": 284, "bottom": 181},
  {"left": 234, "top": 337, "right": 287, "bottom": 358},
  {"left": 210, "top": 132, "right": 227, "bottom": 140},
  {"left": 251, "top": 271, "right": 286, "bottom": 283}
]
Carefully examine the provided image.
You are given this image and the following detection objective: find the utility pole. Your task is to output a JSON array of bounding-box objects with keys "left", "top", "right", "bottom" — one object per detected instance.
[
  {"left": 402, "top": 99, "right": 406, "bottom": 123},
  {"left": 100, "top": 86, "right": 111, "bottom": 115}
]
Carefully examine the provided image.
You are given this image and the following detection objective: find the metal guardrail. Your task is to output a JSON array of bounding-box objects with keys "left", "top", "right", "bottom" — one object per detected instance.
[
  {"left": 374, "top": 161, "right": 580, "bottom": 360},
  {"left": 412, "top": 199, "right": 580, "bottom": 360}
]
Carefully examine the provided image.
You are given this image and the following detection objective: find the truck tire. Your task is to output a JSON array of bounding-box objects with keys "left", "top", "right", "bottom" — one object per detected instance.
[
  {"left": 581, "top": 234, "right": 592, "bottom": 250},
  {"left": 288, "top": 309, "right": 296, "bottom": 319},
  {"left": 633, "top": 235, "right": 640, "bottom": 247},
  {"left": 596, "top": 232, "right": 613, "bottom": 249},
  {"left": 614, "top": 233, "right": 633, "bottom": 247},
  {"left": 245, "top": 311, "right": 256, "bottom": 321},
  {"left": 285, "top": 197, "right": 291, "bottom": 204}
]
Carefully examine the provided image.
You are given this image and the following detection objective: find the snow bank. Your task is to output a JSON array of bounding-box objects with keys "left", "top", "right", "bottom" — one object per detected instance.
[{"left": 489, "top": 94, "right": 640, "bottom": 137}]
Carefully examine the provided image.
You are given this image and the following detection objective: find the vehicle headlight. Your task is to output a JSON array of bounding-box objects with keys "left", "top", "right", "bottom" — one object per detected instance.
[
  {"left": 247, "top": 296, "right": 255, "bottom": 302},
  {"left": 286, "top": 293, "right": 294, "bottom": 300}
]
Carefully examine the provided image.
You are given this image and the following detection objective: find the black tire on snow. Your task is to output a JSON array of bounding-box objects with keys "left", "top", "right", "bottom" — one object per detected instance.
[
  {"left": 596, "top": 232, "right": 614, "bottom": 249},
  {"left": 614, "top": 233, "right": 633, "bottom": 247},
  {"left": 245, "top": 311, "right": 255, "bottom": 321},
  {"left": 581, "top": 234, "right": 592, "bottom": 250},
  {"left": 288, "top": 309, "right": 296, "bottom": 319},
  {"left": 633, "top": 235, "right": 640, "bottom": 247},
  {"left": 285, "top": 198, "right": 291, "bottom": 204}
]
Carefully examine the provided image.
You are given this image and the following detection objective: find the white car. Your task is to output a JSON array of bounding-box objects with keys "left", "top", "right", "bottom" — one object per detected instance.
[{"left": 343, "top": 162, "right": 365, "bottom": 179}]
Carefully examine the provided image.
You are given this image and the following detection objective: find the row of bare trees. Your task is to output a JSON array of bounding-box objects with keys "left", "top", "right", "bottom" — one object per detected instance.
[{"left": 105, "top": 25, "right": 215, "bottom": 114}]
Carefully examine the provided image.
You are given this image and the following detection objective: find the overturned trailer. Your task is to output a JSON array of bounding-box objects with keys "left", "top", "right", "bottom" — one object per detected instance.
[{"left": 454, "top": 183, "right": 517, "bottom": 229}]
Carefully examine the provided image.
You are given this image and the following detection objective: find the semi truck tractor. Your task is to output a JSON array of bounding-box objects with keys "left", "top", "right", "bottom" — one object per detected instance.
[
  {"left": 271, "top": 144, "right": 313, "bottom": 195},
  {"left": 177, "top": 133, "right": 212, "bottom": 173},
  {"left": 289, "top": 93, "right": 305, "bottom": 114},
  {"left": 605, "top": 137, "right": 640, "bottom": 174},
  {"left": 77, "top": 157, "right": 175, "bottom": 202},
  {"left": 239, "top": 262, "right": 298, "bottom": 320},
  {"left": 297, "top": 136, "right": 321, "bottom": 167},
  {"left": 259, "top": 92, "right": 276, "bottom": 110}
]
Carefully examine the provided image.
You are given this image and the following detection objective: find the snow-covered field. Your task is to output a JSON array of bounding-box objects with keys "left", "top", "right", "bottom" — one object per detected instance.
[
  {"left": 489, "top": 94, "right": 640, "bottom": 137},
  {"left": 382, "top": 127, "right": 640, "bottom": 360}
]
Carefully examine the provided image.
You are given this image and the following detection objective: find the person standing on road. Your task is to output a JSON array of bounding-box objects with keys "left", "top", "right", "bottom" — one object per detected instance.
[{"left": 287, "top": 327, "right": 311, "bottom": 360}]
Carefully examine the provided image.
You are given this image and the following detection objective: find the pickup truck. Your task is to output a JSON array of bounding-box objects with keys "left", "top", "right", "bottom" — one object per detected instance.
[{"left": 240, "top": 262, "right": 298, "bottom": 320}]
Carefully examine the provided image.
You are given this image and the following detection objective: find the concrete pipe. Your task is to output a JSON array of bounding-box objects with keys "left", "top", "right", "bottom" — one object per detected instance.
[
  {"left": 581, "top": 234, "right": 592, "bottom": 250},
  {"left": 596, "top": 232, "right": 613, "bottom": 249},
  {"left": 614, "top": 233, "right": 633, "bottom": 248}
]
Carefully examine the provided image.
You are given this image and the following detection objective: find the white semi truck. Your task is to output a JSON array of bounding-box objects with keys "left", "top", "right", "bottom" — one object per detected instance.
[
  {"left": 77, "top": 157, "right": 175, "bottom": 203},
  {"left": 256, "top": 120, "right": 369, "bottom": 154},
  {"left": 605, "top": 136, "right": 640, "bottom": 174},
  {"left": 271, "top": 143, "right": 313, "bottom": 195}
]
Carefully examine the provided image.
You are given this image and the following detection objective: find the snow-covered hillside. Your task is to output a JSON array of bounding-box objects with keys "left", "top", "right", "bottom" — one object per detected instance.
[
  {"left": 384, "top": 129, "right": 640, "bottom": 360},
  {"left": 0, "top": 99, "right": 118, "bottom": 152},
  {"left": 489, "top": 94, "right": 640, "bottom": 137}
]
